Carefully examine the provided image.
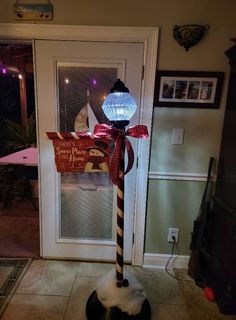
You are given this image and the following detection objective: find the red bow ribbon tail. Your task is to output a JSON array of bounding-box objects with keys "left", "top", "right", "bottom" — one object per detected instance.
[
  {"left": 123, "top": 138, "right": 134, "bottom": 175},
  {"left": 110, "top": 136, "right": 123, "bottom": 185}
]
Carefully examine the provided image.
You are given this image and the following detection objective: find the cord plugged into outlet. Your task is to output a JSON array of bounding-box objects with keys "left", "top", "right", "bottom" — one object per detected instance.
[
  {"left": 168, "top": 227, "right": 179, "bottom": 243},
  {"left": 165, "top": 229, "right": 192, "bottom": 282}
]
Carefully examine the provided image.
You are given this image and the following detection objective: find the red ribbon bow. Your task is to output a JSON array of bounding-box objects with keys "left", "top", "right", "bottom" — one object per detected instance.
[{"left": 93, "top": 124, "right": 149, "bottom": 185}]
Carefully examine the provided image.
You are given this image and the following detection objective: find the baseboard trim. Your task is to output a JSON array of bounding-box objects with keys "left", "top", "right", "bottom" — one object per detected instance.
[{"left": 143, "top": 253, "right": 189, "bottom": 270}]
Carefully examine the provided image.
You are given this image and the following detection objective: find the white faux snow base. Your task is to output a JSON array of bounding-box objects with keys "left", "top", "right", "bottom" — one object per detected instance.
[
  {"left": 96, "top": 270, "right": 146, "bottom": 316},
  {"left": 86, "top": 270, "right": 151, "bottom": 320}
]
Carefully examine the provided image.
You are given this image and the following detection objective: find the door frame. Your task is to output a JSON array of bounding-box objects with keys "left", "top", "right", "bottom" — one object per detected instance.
[{"left": 0, "top": 23, "right": 158, "bottom": 266}]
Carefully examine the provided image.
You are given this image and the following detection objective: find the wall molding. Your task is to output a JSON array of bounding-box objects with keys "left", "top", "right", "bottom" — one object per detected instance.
[
  {"left": 149, "top": 171, "right": 217, "bottom": 182},
  {"left": 143, "top": 253, "right": 189, "bottom": 270},
  {"left": 0, "top": 23, "right": 158, "bottom": 42}
]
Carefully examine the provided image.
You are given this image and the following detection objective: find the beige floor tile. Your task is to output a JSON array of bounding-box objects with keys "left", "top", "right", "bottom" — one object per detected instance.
[
  {"left": 77, "top": 262, "right": 114, "bottom": 277},
  {"left": 2, "top": 261, "right": 235, "bottom": 320},
  {"left": 1, "top": 294, "right": 68, "bottom": 320},
  {"left": 151, "top": 303, "right": 190, "bottom": 320},
  {"left": 64, "top": 276, "right": 98, "bottom": 320},
  {"left": 175, "top": 270, "right": 236, "bottom": 320},
  {"left": 129, "top": 267, "right": 186, "bottom": 305},
  {"left": 16, "top": 259, "right": 79, "bottom": 296}
]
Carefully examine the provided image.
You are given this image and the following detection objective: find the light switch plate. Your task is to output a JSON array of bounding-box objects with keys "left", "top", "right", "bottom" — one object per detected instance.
[{"left": 172, "top": 128, "right": 184, "bottom": 145}]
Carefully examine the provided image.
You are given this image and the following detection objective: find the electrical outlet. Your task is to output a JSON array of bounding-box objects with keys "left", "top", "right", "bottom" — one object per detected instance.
[{"left": 168, "top": 227, "right": 179, "bottom": 242}]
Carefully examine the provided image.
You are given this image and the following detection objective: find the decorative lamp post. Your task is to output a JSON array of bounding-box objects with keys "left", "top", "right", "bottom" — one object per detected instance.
[
  {"left": 103, "top": 79, "right": 136, "bottom": 288},
  {"left": 86, "top": 79, "right": 151, "bottom": 320}
]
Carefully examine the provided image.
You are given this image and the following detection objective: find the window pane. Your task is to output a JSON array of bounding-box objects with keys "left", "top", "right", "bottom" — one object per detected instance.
[{"left": 57, "top": 63, "right": 118, "bottom": 241}]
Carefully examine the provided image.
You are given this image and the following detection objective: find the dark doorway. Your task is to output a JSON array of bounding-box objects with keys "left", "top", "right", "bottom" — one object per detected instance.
[{"left": 0, "top": 43, "right": 39, "bottom": 258}]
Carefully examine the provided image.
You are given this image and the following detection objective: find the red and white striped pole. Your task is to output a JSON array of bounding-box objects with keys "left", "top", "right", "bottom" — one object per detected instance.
[{"left": 115, "top": 132, "right": 129, "bottom": 287}]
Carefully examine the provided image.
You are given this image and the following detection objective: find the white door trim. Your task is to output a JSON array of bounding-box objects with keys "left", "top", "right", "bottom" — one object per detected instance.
[{"left": 0, "top": 23, "right": 158, "bottom": 266}]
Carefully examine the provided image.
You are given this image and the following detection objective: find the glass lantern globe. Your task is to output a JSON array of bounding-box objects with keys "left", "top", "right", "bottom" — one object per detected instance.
[
  {"left": 102, "top": 92, "right": 137, "bottom": 121},
  {"left": 102, "top": 79, "right": 137, "bottom": 122}
]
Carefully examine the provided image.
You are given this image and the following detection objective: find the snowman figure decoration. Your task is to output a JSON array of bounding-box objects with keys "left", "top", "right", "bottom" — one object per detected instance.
[{"left": 84, "top": 140, "right": 109, "bottom": 173}]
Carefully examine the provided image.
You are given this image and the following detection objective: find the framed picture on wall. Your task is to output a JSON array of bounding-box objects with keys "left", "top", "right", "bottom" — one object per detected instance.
[{"left": 154, "top": 71, "right": 224, "bottom": 108}]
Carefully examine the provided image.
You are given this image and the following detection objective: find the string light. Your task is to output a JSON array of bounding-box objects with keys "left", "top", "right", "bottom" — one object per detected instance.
[
  {"left": 2, "top": 67, "right": 7, "bottom": 75},
  {"left": 18, "top": 73, "right": 23, "bottom": 80}
]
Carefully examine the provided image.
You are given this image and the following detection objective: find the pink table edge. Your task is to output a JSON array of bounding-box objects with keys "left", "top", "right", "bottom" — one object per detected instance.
[{"left": 0, "top": 147, "right": 38, "bottom": 166}]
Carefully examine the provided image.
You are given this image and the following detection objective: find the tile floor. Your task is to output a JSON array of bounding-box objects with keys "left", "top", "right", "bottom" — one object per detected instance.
[
  {"left": 1, "top": 259, "right": 236, "bottom": 320},
  {"left": 0, "top": 199, "right": 40, "bottom": 258}
]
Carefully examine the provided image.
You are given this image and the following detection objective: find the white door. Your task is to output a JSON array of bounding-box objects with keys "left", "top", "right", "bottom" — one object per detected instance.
[{"left": 35, "top": 40, "right": 144, "bottom": 261}]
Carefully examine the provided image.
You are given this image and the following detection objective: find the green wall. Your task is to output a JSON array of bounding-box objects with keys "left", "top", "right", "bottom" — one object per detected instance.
[
  {"left": 150, "top": 108, "right": 223, "bottom": 174},
  {"left": 145, "top": 180, "right": 205, "bottom": 255},
  {"left": 1, "top": 0, "right": 236, "bottom": 256}
]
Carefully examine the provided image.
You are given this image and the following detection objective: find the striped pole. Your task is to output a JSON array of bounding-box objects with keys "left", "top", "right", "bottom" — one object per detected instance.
[{"left": 116, "top": 132, "right": 129, "bottom": 288}]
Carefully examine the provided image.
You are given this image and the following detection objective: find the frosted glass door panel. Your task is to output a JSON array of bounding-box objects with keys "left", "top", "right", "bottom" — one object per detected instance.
[
  {"left": 61, "top": 185, "right": 114, "bottom": 240},
  {"left": 57, "top": 63, "right": 118, "bottom": 242}
]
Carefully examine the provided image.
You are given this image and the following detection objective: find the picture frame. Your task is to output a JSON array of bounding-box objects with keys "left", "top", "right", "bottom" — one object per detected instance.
[
  {"left": 13, "top": 2, "right": 53, "bottom": 21},
  {"left": 154, "top": 71, "right": 224, "bottom": 108}
]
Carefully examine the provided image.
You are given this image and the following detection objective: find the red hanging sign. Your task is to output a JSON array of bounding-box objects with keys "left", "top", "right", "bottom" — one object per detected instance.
[{"left": 46, "top": 132, "right": 110, "bottom": 173}]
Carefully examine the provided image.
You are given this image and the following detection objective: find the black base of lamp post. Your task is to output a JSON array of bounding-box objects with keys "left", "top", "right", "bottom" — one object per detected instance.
[{"left": 86, "top": 291, "right": 151, "bottom": 320}]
